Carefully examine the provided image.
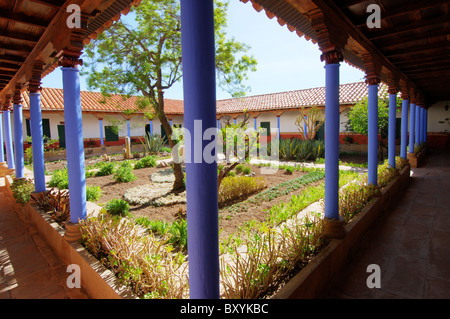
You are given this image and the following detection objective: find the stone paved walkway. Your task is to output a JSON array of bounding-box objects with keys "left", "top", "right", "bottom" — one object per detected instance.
[
  {"left": 0, "top": 189, "right": 89, "bottom": 299},
  {"left": 323, "top": 149, "right": 450, "bottom": 298}
]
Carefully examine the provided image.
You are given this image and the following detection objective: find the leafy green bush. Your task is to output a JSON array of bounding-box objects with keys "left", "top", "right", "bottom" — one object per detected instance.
[
  {"left": 285, "top": 166, "right": 294, "bottom": 174},
  {"left": 218, "top": 175, "right": 267, "bottom": 207},
  {"left": 86, "top": 185, "right": 102, "bottom": 202},
  {"left": 113, "top": 162, "right": 136, "bottom": 183},
  {"left": 105, "top": 198, "right": 130, "bottom": 216},
  {"left": 48, "top": 168, "right": 69, "bottom": 189},
  {"left": 11, "top": 178, "right": 35, "bottom": 206},
  {"left": 95, "top": 162, "right": 115, "bottom": 176},
  {"left": 134, "top": 155, "right": 157, "bottom": 169},
  {"left": 235, "top": 164, "right": 244, "bottom": 173},
  {"left": 279, "top": 138, "right": 324, "bottom": 161},
  {"left": 241, "top": 166, "right": 252, "bottom": 174}
]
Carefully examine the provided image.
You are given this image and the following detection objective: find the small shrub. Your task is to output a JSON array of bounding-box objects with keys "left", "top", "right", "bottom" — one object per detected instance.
[
  {"left": 36, "top": 188, "right": 70, "bottom": 224},
  {"left": 113, "top": 162, "right": 136, "bottom": 183},
  {"left": 11, "top": 178, "right": 35, "bottom": 206},
  {"left": 226, "top": 170, "right": 236, "bottom": 177},
  {"left": 134, "top": 155, "right": 157, "bottom": 169},
  {"left": 48, "top": 168, "right": 69, "bottom": 189},
  {"left": 285, "top": 166, "right": 294, "bottom": 174},
  {"left": 105, "top": 198, "right": 130, "bottom": 216},
  {"left": 86, "top": 185, "right": 102, "bottom": 202},
  {"left": 235, "top": 164, "right": 244, "bottom": 173},
  {"left": 218, "top": 175, "right": 267, "bottom": 207},
  {"left": 241, "top": 166, "right": 252, "bottom": 175},
  {"left": 95, "top": 162, "right": 115, "bottom": 176}
]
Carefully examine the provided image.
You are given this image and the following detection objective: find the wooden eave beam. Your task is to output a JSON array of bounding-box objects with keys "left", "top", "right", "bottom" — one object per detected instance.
[
  {"left": 354, "top": 0, "right": 450, "bottom": 27},
  {"left": 312, "top": 0, "right": 416, "bottom": 89},
  {"left": 364, "top": 14, "right": 450, "bottom": 41},
  {"left": 0, "top": 30, "right": 40, "bottom": 44},
  {"left": 28, "top": 0, "right": 66, "bottom": 8},
  {"left": 0, "top": 11, "right": 49, "bottom": 29}
]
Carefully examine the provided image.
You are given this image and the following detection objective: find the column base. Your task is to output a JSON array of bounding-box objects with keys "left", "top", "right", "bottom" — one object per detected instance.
[
  {"left": 64, "top": 221, "right": 82, "bottom": 242},
  {"left": 324, "top": 216, "right": 346, "bottom": 239}
]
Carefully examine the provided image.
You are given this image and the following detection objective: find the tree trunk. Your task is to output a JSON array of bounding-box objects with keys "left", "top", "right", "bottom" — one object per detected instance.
[{"left": 157, "top": 90, "right": 185, "bottom": 192}]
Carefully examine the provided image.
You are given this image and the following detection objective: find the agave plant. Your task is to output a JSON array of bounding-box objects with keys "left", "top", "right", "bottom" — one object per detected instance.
[{"left": 142, "top": 133, "right": 167, "bottom": 154}]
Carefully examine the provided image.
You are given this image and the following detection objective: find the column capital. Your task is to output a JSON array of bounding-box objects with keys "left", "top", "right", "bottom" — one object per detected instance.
[
  {"left": 58, "top": 51, "right": 84, "bottom": 68},
  {"left": 28, "top": 61, "right": 44, "bottom": 93},
  {"left": 57, "top": 11, "right": 88, "bottom": 68},
  {"left": 388, "top": 86, "right": 399, "bottom": 95},
  {"left": 362, "top": 54, "right": 382, "bottom": 86},
  {"left": 13, "top": 84, "right": 24, "bottom": 105},
  {"left": 2, "top": 94, "right": 12, "bottom": 111},
  {"left": 400, "top": 92, "right": 409, "bottom": 100},
  {"left": 320, "top": 48, "right": 344, "bottom": 65}
]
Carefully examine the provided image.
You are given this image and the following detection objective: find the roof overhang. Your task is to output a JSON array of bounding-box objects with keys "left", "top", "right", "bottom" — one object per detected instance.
[
  {"left": 0, "top": 0, "right": 140, "bottom": 103},
  {"left": 242, "top": 0, "right": 450, "bottom": 107}
]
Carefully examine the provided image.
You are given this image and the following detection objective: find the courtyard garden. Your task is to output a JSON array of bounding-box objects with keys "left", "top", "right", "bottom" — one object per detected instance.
[{"left": 12, "top": 135, "right": 407, "bottom": 299}]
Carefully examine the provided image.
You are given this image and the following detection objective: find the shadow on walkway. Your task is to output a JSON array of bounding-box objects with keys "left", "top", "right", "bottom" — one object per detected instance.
[{"left": 323, "top": 149, "right": 450, "bottom": 298}]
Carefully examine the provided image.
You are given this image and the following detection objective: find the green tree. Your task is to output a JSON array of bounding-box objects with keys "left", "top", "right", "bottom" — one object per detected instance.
[
  {"left": 82, "top": 0, "right": 257, "bottom": 191},
  {"left": 346, "top": 96, "right": 400, "bottom": 160}
]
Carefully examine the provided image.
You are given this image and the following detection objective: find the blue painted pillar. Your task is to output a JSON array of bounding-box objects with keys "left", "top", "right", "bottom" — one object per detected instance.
[
  {"left": 424, "top": 109, "right": 428, "bottom": 143},
  {"left": 408, "top": 101, "right": 416, "bottom": 153},
  {"left": 61, "top": 66, "right": 87, "bottom": 223},
  {"left": 217, "top": 119, "right": 220, "bottom": 129},
  {"left": 414, "top": 104, "right": 420, "bottom": 146},
  {"left": 368, "top": 83, "right": 379, "bottom": 185},
  {"left": 277, "top": 115, "right": 281, "bottom": 141},
  {"left": 420, "top": 106, "right": 425, "bottom": 144},
  {"left": 324, "top": 62, "right": 340, "bottom": 221},
  {"left": 29, "top": 91, "right": 46, "bottom": 192},
  {"left": 254, "top": 117, "right": 257, "bottom": 130},
  {"left": 99, "top": 119, "right": 104, "bottom": 145},
  {"left": 400, "top": 97, "right": 409, "bottom": 159},
  {"left": 127, "top": 119, "right": 131, "bottom": 139},
  {"left": 418, "top": 106, "right": 423, "bottom": 144},
  {"left": 2, "top": 107, "right": 15, "bottom": 169},
  {"left": 234, "top": 118, "right": 236, "bottom": 125},
  {"left": 304, "top": 115, "right": 308, "bottom": 139},
  {"left": 181, "top": 0, "right": 219, "bottom": 299},
  {"left": 0, "top": 113, "right": 4, "bottom": 162},
  {"left": 149, "top": 120, "right": 153, "bottom": 136},
  {"left": 388, "top": 90, "right": 397, "bottom": 168}
]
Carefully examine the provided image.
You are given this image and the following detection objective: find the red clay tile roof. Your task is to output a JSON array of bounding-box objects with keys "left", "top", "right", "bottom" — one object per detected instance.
[
  {"left": 21, "top": 88, "right": 184, "bottom": 115},
  {"left": 21, "top": 82, "right": 387, "bottom": 115},
  {"left": 216, "top": 82, "right": 388, "bottom": 114}
]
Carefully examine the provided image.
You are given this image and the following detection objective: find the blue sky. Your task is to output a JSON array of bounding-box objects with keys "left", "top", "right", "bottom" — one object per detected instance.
[{"left": 42, "top": 0, "right": 366, "bottom": 100}]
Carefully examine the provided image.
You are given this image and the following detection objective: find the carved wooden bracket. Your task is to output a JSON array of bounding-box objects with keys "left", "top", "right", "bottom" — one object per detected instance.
[
  {"left": 28, "top": 61, "right": 44, "bottom": 93},
  {"left": 308, "top": 7, "right": 347, "bottom": 63},
  {"left": 2, "top": 95, "right": 12, "bottom": 111},
  {"left": 362, "top": 54, "right": 382, "bottom": 85},
  {"left": 13, "top": 84, "right": 24, "bottom": 105},
  {"left": 58, "top": 11, "right": 89, "bottom": 68}
]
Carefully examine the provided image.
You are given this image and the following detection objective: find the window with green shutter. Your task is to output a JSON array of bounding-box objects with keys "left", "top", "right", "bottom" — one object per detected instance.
[
  {"left": 260, "top": 122, "right": 271, "bottom": 136},
  {"left": 105, "top": 126, "right": 119, "bottom": 142}
]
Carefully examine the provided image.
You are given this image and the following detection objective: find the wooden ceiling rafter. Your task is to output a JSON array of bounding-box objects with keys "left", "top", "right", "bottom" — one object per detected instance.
[{"left": 242, "top": 0, "right": 449, "bottom": 106}]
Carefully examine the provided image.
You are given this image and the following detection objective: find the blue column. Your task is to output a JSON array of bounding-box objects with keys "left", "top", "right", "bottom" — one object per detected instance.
[
  {"left": 62, "top": 66, "right": 87, "bottom": 223},
  {"left": 3, "top": 108, "right": 15, "bottom": 169},
  {"left": 408, "top": 102, "right": 416, "bottom": 153},
  {"left": 304, "top": 115, "right": 308, "bottom": 139},
  {"left": 324, "top": 62, "right": 340, "bottom": 220},
  {"left": 277, "top": 116, "right": 280, "bottom": 140},
  {"left": 181, "top": 0, "right": 219, "bottom": 299},
  {"left": 99, "top": 119, "right": 104, "bottom": 145},
  {"left": 0, "top": 113, "right": 4, "bottom": 162},
  {"left": 29, "top": 92, "right": 46, "bottom": 192},
  {"left": 418, "top": 107, "right": 423, "bottom": 144},
  {"left": 149, "top": 120, "right": 153, "bottom": 136},
  {"left": 217, "top": 119, "right": 220, "bottom": 129},
  {"left": 254, "top": 117, "right": 257, "bottom": 130},
  {"left": 414, "top": 104, "right": 420, "bottom": 146},
  {"left": 368, "top": 84, "right": 379, "bottom": 185},
  {"left": 420, "top": 107, "right": 425, "bottom": 144},
  {"left": 424, "top": 109, "right": 428, "bottom": 143},
  {"left": 388, "top": 91, "right": 397, "bottom": 168},
  {"left": 127, "top": 119, "right": 131, "bottom": 139},
  {"left": 400, "top": 98, "right": 409, "bottom": 159}
]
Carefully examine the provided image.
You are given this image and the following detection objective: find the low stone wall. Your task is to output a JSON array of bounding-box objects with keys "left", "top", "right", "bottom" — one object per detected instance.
[{"left": 273, "top": 164, "right": 411, "bottom": 299}]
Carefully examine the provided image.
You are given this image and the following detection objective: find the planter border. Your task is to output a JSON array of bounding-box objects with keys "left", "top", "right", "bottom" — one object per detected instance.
[
  {"left": 4, "top": 163, "right": 410, "bottom": 300},
  {"left": 3, "top": 176, "right": 138, "bottom": 299},
  {"left": 272, "top": 164, "right": 411, "bottom": 299}
]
